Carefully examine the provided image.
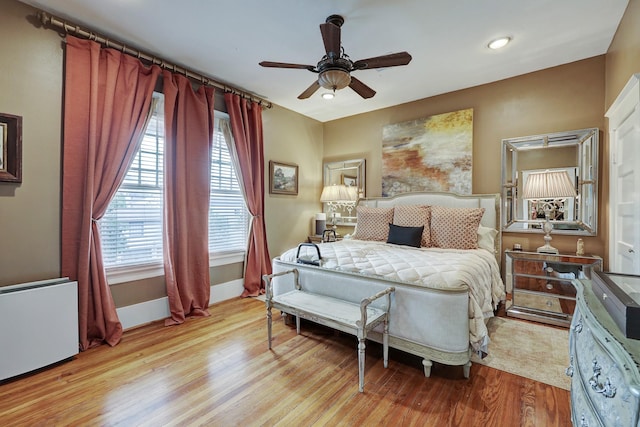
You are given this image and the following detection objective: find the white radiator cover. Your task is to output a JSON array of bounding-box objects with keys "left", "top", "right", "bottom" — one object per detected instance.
[{"left": 0, "top": 278, "right": 79, "bottom": 381}]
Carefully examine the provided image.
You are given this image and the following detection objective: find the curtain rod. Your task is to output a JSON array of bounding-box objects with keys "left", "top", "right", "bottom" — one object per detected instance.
[{"left": 35, "top": 11, "right": 272, "bottom": 109}]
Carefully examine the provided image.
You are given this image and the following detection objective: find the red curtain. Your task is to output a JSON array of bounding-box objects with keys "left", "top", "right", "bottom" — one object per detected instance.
[
  {"left": 163, "top": 71, "right": 215, "bottom": 325},
  {"left": 224, "top": 93, "right": 271, "bottom": 297},
  {"left": 61, "top": 36, "right": 160, "bottom": 350}
]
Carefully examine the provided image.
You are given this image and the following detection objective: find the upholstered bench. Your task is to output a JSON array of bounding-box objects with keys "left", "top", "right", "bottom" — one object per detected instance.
[{"left": 263, "top": 268, "right": 395, "bottom": 392}]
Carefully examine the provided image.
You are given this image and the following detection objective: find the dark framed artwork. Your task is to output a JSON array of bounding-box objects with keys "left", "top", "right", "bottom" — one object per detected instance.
[
  {"left": 0, "top": 113, "right": 23, "bottom": 183},
  {"left": 269, "top": 160, "right": 298, "bottom": 195}
]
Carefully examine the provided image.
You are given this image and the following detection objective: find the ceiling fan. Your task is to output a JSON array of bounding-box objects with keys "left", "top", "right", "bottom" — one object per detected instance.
[{"left": 259, "top": 14, "right": 412, "bottom": 100}]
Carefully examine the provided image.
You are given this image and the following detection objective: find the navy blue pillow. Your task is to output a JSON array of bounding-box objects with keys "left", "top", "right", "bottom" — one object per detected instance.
[{"left": 386, "top": 223, "right": 424, "bottom": 248}]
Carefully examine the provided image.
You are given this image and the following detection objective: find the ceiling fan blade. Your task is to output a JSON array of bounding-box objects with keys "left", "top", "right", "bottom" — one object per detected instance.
[
  {"left": 298, "top": 80, "right": 321, "bottom": 99},
  {"left": 320, "top": 22, "right": 341, "bottom": 58},
  {"left": 353, "top": 52, "right": 412, "bottom": 70},
  {"left": 349, "top": 76, "right": 376, "bottom": 99},
  {"left": 259, "top": 61, "right": 315, "bottom": 71}
]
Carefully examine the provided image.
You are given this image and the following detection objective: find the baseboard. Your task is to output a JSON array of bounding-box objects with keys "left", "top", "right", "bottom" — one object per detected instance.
[{"left": 117, "top": 279, "right": 244, "bottom": 330}]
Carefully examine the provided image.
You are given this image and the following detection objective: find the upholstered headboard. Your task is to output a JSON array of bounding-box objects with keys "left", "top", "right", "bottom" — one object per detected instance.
[{"left": 358, "top": 191, "right": 501, "bottom": 263}]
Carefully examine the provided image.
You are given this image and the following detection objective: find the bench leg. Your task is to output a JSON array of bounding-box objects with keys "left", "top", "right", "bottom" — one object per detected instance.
[
  {"left": 296, "top": 315, "right": 300, "bottom": 335},
  {"left": 267, "top": 305, "right": 273, "bottom": 350},
  {"left": 383, "top": 319, "right": 389, "bottom": 369},
  {"left": 358, "top": 337, "right": 366, "bottom": 393}
]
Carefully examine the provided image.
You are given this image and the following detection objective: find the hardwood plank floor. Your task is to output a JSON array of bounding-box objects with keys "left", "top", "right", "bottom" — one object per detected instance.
[{"left": 0, "top": 297, "right": 571, "bottom": 426}]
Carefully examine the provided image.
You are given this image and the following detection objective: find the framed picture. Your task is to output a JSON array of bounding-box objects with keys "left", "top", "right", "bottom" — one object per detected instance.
[
  {"left": 0, "top": 113, "right": 22, "bottom": 183},
  {"left": 269, "top": 160, "right": 298, "bottom": 195},
  {"left": 342, "top": 174, "right": 357, "bottom": 187}
]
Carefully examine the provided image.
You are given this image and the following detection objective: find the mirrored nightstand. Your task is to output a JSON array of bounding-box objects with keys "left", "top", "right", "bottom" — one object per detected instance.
[{"left": 505, "top": 250, "right": 602, "bottom": 327}]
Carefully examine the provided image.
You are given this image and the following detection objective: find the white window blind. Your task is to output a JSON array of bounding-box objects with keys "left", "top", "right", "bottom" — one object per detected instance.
[
  {"left": 100, "top": 95, "right": 164, "bottom": 268},
  {"left": 100, "top": 94, "right": 248, "bottom": 277},
  {"left": 209, "top": 115, "right": 249, "bottom": 254}
]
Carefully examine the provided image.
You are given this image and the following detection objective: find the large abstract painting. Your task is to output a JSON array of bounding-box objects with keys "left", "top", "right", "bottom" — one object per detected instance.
[{"left": 382, "top": 108, "right": 473, "bottom": 197}]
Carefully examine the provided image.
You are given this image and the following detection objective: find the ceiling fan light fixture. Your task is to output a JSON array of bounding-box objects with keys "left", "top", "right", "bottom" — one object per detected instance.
[
  {"left": 318, "top": 69, "right": 351, "bottom": 90},
  {"left": 488, "top": 36, "right": 511, "bottom": 50},
  {"left": 321, "top": 92, "right": 335, "bottom": 100}
]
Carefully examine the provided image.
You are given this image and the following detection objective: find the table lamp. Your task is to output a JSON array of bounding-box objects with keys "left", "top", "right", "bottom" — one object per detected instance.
[{"left": 522, "top": 170, "right": 577, "bottom": 254}]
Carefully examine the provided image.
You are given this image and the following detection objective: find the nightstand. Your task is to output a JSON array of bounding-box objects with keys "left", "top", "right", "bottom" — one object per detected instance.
[{"left": 505, "top": 250, "right": 602, "bottom": 327}]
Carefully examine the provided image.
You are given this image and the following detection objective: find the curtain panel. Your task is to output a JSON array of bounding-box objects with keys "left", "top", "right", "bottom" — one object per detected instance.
[
  {"left": 61, "top": 36, "right": 160, "bottom": 350},
  {"left": 162, "top": 71, "right": 215, "bottom": 325},
  {"left": 224, "top": 93, "right": 271, "bottom": 297}
]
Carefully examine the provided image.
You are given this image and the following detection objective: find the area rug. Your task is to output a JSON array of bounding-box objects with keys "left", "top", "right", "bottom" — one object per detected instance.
[{"left": 471, "top": 317, "right": 571, "bottom": 390}]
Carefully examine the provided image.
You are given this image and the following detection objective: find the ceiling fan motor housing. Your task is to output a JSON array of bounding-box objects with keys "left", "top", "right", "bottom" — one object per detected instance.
[{"left": 317, "top": 57, "right": 352, "bottom": 90}]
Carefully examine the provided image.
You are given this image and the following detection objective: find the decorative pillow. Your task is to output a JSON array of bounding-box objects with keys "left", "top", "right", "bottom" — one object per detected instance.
[
  {"left": 352, "top": 206, "right": 394, "bottom": 241},
  {"left": 387, "top": 223, "right": 424, "bottom": 248},
  {"left": 477, "top": 225, "right": 498, "bottom": 253},
  {"left": 430, "top": 206, "right": 485, "bottom": 249},
  {"left": 392, "top": 205, "right": 431, "bottom": 247}
]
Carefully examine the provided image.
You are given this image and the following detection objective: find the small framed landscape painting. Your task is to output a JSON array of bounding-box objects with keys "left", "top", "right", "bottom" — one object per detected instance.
[
  {"left": 0, "top": 112, "right": 22, "bottom": 183},
  {"left": 269, "top": 160, "right": 298, "bottom": 195}
]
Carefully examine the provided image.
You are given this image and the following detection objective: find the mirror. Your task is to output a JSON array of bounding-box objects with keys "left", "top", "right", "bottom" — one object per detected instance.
[
  {"left": 501, "top": 128, "right": 598, "bottom": 236},
  {"left": 323, "top": 158, "right": 366, "bottom": 226}
]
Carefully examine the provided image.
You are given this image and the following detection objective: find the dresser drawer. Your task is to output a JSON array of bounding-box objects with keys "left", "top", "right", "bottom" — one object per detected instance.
[
  {"left": 512, "top": 275, "right": 577, "bottom": 297},
  {"left": 573, "top": 309, "right": 640, "bottom": 426},
  {"left": 512, "top": 290, "right": 574, "bottom": 316},
  {"left": 570, "top": 376, "right": 602, "bottom": 427}
]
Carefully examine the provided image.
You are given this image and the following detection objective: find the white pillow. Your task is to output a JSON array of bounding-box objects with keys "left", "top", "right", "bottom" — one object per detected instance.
[{"left": 477, "top": 225, "right": 498, "bottom": 253}]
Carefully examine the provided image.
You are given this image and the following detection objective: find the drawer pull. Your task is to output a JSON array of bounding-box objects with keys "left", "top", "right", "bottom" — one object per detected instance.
[
  {"left": 546, "top": 282, "right": 554, "bottom": 290},
  {"left": 573, "top": 322, "right": 583, "bottom": 333},
  {"left": 589, "top": 360, "right": 617, "bottom": 398},
  {"left": 565, "top": 356, "right": 574, "bottom": 377}
]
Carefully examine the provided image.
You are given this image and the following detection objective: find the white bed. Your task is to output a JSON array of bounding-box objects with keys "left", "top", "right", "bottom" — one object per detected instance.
[{"left": 270, "top": 192, "right": 506, "bottom": 377}]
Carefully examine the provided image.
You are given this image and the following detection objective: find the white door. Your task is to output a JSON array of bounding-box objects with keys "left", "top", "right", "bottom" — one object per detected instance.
[{"left": 607, "top": 74, "right": 640, "bottom": 274}]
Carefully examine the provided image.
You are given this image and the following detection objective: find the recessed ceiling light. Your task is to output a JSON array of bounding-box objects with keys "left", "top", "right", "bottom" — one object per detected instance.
[
  {"left": 488, "top": 37, "right": 511, "bottom": 50},
  {"left": 321, "top": 92, "right": 335, "bottom": 100}
]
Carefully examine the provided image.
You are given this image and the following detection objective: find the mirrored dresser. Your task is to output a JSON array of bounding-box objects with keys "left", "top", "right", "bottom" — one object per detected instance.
[
  {"left": 505, "top": 250, "right": 602, "bottom": 327},
  {"left": 568, "top": 279, "right": 640, "bottom": 426}
]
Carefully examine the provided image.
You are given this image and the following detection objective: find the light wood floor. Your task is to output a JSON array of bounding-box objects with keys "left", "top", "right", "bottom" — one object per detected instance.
[{"left": 0, "top": 297, "right": 571, "bottom": 426}]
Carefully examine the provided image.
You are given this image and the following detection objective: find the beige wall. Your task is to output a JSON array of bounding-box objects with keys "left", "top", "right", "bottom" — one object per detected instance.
[
  {"left": 324, "top": 57, "right": 607, "bottom": 263},
  {"left": 0, "top": 0, "right": 322, "bottom": 308},
  {"left": 263, "top": 105, "right": 324, "bottom": 258},
  {"left": 602, "top": 0, "right": 640, "bottom": 269},
  {"left": 0, "top": 0, "right": 62, "bottom": 286},
  {"left": 2, "top": 0, "right": 640, "bottom": 299},
  {"left": 605, "top": 0, "right": 640, "bottom": 110}
]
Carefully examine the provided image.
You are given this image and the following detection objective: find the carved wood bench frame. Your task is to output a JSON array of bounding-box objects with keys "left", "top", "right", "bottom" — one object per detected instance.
[{"left": 263, "top": 268, "right": 395, "bottom": 392}]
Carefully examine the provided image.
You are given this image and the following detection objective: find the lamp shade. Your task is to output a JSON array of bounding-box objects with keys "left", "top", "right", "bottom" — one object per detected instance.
[
  {"left": 522, "top": 170, "right": 576, "bottom": 200},
  {"left": 320, "top": 184, "right": 358, "bottom": 202}
]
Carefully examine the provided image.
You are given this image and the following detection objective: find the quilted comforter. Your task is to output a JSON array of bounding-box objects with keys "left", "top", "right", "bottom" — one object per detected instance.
[{"left": 279, "top": 239, "right": 506, "bottom": 353}]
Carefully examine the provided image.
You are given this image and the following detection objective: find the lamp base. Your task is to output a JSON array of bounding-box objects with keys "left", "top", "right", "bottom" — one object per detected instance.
[
  {"left": 537, "top": 216, "right": 558, "bottom": 254},
  {"left": 537, "top": 244, "right": 559, "bottom": 254}
]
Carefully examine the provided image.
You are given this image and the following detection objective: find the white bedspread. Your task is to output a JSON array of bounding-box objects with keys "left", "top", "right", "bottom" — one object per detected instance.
[{"left": 280, "top": 239, "right": 506, "bottom": 353}]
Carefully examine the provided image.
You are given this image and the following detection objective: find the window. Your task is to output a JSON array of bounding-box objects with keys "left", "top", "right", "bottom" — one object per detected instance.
[
  {"left": 209, "top": 114, "right": 249, "bottom": 256},
  {"left": 100, "top": 94, "right": 248, "bottom": 282},
  {"left": 100, "top": 95, "right": 164, "bottom": 270}
]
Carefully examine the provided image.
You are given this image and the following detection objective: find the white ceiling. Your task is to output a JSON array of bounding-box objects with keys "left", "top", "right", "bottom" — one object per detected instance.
[{"left": 19, "top": 0, "right": 629, "bottom": 122}]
